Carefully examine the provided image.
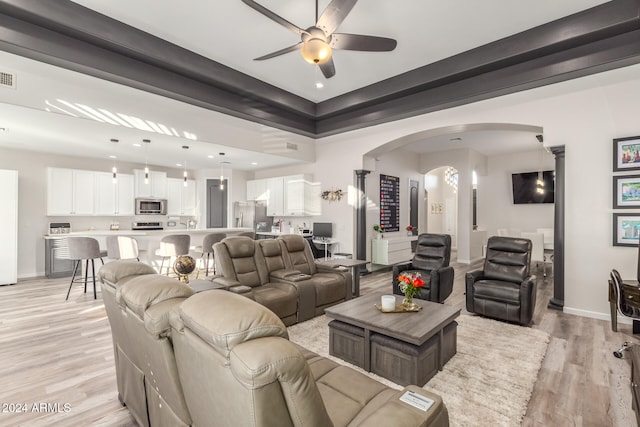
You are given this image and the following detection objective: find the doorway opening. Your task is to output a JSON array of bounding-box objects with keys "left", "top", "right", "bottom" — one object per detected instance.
[{"left": 206, "top": 178, "right": 228, "bottom": 228}]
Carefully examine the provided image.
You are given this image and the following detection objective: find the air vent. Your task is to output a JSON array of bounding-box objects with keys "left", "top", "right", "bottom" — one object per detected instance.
[
  {"left": 263, "top": 141, "right": 298, "bottom": 154},
  {"left": 0, "top": 71, "right": 16, "bottom": 89}
]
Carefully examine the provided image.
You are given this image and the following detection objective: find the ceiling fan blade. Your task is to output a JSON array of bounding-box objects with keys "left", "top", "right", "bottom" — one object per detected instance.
[
  {"left": 242, "top": 0, "right": 306, "bottom": 36},
  {"left": 253, "top": 43, "right": 303, "bottom": 61},
  {"left": 330, "top": 33, "right": 397, "bottom": 51},
  {"left": 319, "top": 58, "right": 336, "bottom": 79},
  {"left": 316, "top": 0, "right": 357, "bottom": 35}
]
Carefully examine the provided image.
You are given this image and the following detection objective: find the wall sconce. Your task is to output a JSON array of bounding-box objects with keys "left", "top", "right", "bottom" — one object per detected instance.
[{"left": 321, "top": 188, "right": 344, "bottom": 202}]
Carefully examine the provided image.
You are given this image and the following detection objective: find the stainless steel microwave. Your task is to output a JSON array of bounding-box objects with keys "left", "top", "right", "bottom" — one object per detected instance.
[{"left": 135, "top": 198, "right": 167, "bottom": 215}]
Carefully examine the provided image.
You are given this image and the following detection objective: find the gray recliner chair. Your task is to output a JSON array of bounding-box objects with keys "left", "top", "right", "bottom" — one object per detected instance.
[
  {"left": 392, "top": 234, "right": 454, "bottom": 303},
  {"left": 465, "top": 236, "right": 536, "bottom": 325}
]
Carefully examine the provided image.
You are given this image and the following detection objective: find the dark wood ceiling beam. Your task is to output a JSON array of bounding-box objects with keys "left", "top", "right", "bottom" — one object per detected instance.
[
  {"left": 0, "top": 0, "right": 316, "bottom": 118},
  {"left": 316, "top": 0, "right": 640, "bottom": 119},
  {"left": 0, "top": 10, "right": 317, "bottom": 136},
  {"left": 315, "top": 29, "right": 640, "bottom": 137}
]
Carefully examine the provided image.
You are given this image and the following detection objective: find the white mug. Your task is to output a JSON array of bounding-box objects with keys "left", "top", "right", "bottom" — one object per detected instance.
[{"left": 381, "top": 295, "right": 396, "bottom": 311}]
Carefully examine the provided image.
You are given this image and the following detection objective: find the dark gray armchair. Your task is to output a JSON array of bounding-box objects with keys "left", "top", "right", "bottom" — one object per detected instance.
[
  {"left": 392, "top": 233, "right": 454, "bottom": 303},
  {"left": 465, "top": 236, "right": 536, "bottom": 325}
]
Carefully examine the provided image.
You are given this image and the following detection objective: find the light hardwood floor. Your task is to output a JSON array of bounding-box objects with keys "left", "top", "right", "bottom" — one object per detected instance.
[{"left": 0, "top": 261, "right": 636, "bottom": 426}]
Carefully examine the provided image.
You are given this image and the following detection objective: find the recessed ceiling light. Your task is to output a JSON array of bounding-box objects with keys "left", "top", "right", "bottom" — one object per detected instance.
[
  {"left": 251, "top": 162, "right": 258, "bottom": 165},
  {"left": 0, "top": 127, "right": 7, "bottom": 131},
  {"left": 316, "top": 82, "right": 324, "bottom": 89},
  {"left": 208, "top": 155, "right": 214, "bottom": 159},
  {"left": 109, "top": 155, "right": 117, "bottom": 159},
  {"left": 133, "top": 143, "right": 141, "bottom": 147},
  {"left": 176, "top": 163, "right": 182, "bottom": 167}
]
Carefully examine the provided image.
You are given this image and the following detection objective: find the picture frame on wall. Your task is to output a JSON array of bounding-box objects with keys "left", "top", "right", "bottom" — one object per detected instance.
[
  {"left": 613, "top": 136, "right": 640, "bottom": 172},
  {"left": 613, "top": 213, "right": 640, "bottom": 247},
  {"left": 613, "top": 175, "right": 640, "bottom": 208}
]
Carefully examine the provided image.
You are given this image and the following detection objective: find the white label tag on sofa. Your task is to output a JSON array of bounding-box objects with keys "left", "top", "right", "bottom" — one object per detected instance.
[{"left": 399, "top": 390, "right": 434, "bottom": 411}]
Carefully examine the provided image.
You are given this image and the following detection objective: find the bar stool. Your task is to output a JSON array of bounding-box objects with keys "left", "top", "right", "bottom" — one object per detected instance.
[
  {"left": 106, "top": 236, "right": 140, "bottom": 261},
  {"left": 155, "top": 234, "right": 190, "bottom": 275},
  {"left": 65, "top": 237, "right": 105, "bottom": 300},
  {"left": 193, "top": 233, "right": 226, "bottom": 277}
]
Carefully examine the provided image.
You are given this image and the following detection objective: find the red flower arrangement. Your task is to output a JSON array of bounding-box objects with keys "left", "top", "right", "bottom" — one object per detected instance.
[
  {"left": 406, "top": 225, "right": 415, "bottom": 232},
  {"left": 397, "top": 272, "right": 425, "bottom": 305}
]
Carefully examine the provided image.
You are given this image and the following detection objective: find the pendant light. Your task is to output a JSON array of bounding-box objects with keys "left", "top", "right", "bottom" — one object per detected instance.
[
  {"left": 110, "top": 138, "right": 119, "bottom": 183},
  {"left": 143, "top": 139, "right": 151, "bottom": 184},
  {"left": 182, "top": 145, "right": 189, "bottom": 187},
  {"left": 536, "top": 135, "right": 545, "bottom": 194},
  {"left": 219, "top": 152, "right": 225, "bottom": 190}
]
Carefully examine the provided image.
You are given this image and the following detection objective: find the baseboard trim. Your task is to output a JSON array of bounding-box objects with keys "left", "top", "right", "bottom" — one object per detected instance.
[{"left": 563, "top": 306, "right": 611, "bottom": 322}]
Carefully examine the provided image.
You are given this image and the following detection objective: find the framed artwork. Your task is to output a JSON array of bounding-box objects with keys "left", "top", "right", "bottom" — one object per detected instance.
[
  {"left": 613, "top": 136, "right": 640, "bottom": 171},
  {"left": 613, "top": 175, "right": 640, "bottom": 208},
  {"left": 613, "top": 213, "right": 640, "bottom": 247}
]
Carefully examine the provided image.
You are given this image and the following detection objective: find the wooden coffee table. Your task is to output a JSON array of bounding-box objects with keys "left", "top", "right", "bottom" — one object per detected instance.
[{"left": 324, "top": 292, "right": 460, "bottom": 386}]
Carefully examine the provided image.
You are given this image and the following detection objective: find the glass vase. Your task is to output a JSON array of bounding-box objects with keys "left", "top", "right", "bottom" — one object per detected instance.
[{"left": 402, "top": 295, "right": 418, "bottom": 310}]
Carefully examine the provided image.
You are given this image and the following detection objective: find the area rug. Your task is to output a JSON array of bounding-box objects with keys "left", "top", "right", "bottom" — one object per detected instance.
[{"left": 287, "top": 314, "right": 550, "bottom": 427}]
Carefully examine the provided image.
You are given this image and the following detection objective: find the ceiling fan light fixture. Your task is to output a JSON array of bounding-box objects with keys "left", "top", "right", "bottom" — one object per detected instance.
[{"left": 301, "top": 38, "right": 332, "bottom": 64}]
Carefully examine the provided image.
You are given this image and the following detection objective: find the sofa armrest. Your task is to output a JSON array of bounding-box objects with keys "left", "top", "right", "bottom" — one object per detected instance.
[
  {"left": 392, "top": 261, "right": 413, "bottom": 294},
  {"left": 356, "top": 386, "right": 448, "bottom": 427},
  {"left": 430, "top": 265, "right": 454, "bottom": 303},
  {"left": 465, "top": 269, "right": 484, "bottom": 313},
  {"left": 271, "top": 270, "right": 313, "bottom": 283},
  {"left": 316, "top": 264, "right": 347, "bottom": 273},
  {"left": 519, "top": 275, "right": 537, "bottom": 325},
  {"left": 211, "top": 277, "right": 240, "bottom": 288}
]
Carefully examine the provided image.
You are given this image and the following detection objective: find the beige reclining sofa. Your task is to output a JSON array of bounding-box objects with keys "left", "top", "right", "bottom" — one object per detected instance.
[
  {"left": 213, "top": 235, "right": 352, "bottom": 324},
  {"left": 99, "top": 260, "right": 194, "bottom": 427},
  {"left": 100, "top": 260, "right": 449, "bottom": 427},
  {"left": 170, "top": 289, "right": 449, "bottom": 427}
]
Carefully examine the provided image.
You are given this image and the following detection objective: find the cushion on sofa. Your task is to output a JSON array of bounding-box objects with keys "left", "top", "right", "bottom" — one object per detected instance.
[
  {"left": 116, "top": 274, "right": 195, "bottom": 318},
  {"left": 174, "top": 290, "right": 288, "bottom": 358},
  {"left": 99, "top": 259, "right": 156, "bottom": 284}
]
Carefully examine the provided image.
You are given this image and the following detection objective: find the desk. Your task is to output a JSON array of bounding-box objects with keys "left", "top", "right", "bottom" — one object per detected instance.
[
  {"left": 312, "top": 238, "right": 338, "bottom": 260},
  {"left": 318, "top": 259, "right": 369, "bottom": 297}
]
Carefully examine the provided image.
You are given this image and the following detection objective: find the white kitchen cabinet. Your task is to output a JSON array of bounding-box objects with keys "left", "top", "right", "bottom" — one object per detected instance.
[
  {"left": 265, "top": 176, "right": 284, "bottom": 216},
  {"left": 47, "top": 167, "right": 95, "bottom": 215},
  {"left": 94, "top": 172, "right": 134, "bottom": 215},
  {"left": 247, "top": 179, "right": 268, "bottom": 201},
  {"left": 284, "top": 174, "right": 321, "bottom": 216},
  {"left": 134, "top": 169, "right": 167, "bottom": 198},
  {"left": 247, "top": 174, "right": 320, "bottom": 216},
  {"left": 0, "top": 169, "right": 17, "bottom": 285},
  {"left": 167, "top": 178, "right": 196, "bottom": 215}
]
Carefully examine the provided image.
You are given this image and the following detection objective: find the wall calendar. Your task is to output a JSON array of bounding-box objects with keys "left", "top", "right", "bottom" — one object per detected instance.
[{"left": 380, "top": 174, "right": 400, "bottom": 232}]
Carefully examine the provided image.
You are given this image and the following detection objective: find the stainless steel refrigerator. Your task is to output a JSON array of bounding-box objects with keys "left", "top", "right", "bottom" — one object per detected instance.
[{"left": 233, "top": 201, "right": 271, "bottom": 231}]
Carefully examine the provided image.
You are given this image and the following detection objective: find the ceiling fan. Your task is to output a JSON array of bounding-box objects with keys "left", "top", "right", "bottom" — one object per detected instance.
[{"left": 241, "top": 0, "right": 397, "bottom": 79}]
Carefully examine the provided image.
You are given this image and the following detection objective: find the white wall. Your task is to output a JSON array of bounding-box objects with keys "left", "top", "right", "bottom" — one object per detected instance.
[{"left": 477, "top": 149, "right": 555, "bottom": 237}]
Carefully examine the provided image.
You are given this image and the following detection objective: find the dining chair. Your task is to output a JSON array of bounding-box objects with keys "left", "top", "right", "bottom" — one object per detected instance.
[{"left": 155, "top": 234, "right": 191, "bottom": 275}]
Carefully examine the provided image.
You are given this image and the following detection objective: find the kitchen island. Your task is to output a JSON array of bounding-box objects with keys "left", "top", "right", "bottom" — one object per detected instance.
[{"left": 44, "top": 227, "right": 253, "bottom": 277}]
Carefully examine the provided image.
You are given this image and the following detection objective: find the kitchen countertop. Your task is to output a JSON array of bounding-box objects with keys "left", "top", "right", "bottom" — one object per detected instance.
[{"left": 43, "top": 227, "right": 253, "bottom": 239}]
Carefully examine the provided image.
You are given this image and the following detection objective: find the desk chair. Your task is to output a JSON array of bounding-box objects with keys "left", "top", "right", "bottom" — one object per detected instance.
[
  {"left": 65, "top": 237, "right": 105, "bottom": 300},
  {"left": 609, "top": 269, "right": 640, "bottom": 358}
]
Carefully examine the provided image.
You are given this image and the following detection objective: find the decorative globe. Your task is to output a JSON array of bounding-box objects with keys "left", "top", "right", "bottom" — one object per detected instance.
[{"left": 173, "top": 255, "right": 196, "bottom": 283}]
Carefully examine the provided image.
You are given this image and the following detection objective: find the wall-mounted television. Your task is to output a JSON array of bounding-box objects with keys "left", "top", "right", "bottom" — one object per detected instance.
[
  {"left": 313, "top": 222, "right": 333, "bottom": 238},
  {"left": 511, "top": 171, "right": 555, "bottom": 204}
]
